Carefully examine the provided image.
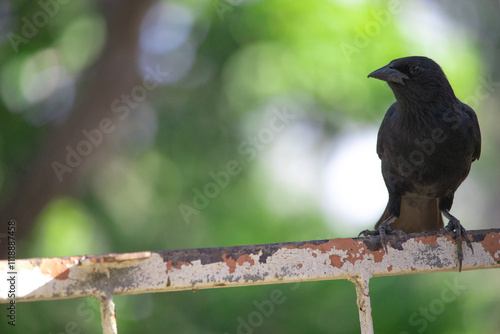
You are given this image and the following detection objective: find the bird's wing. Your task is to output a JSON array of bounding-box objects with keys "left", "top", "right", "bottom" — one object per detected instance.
[
  {"left": 460, "top": 102, "right": 481, "bottom": 161},
  {"left": 376, "top": 102, "right": 398, "bottom": 159}
]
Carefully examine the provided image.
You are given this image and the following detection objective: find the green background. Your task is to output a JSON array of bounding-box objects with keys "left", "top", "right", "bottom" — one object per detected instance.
[{"left": 1, "top": 0, "right": 499, "bottom": 333}]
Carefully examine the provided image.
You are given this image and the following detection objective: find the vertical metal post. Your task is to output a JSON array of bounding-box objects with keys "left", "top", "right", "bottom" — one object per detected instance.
[
  {"left": 99, "top": 293, "right": 118, "bottom": 334},
  {"left": 350, "top": 273, "right": 374, "bottom": 334}
]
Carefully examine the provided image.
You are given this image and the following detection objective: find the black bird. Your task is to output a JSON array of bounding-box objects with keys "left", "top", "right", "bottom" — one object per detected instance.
[{"left": 360, "top": 56, "right": 481, "bottom": 271}]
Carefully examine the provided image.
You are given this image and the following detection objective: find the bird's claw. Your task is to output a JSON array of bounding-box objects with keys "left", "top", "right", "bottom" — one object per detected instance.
[
  {"left": 359, "top": 216, "right": 400, "bottom": 253},
  {"left": 444, "top": 221, "right": 473, "bottom": 253},
  {"left": 359, "top": 228, "right": 389, "bottom": 252},
  {"left": 358, "top": 229, "right": 377, "bottom": 237},
  {"left": 441, "top": 211, "right": 473, "bottom": 272}
]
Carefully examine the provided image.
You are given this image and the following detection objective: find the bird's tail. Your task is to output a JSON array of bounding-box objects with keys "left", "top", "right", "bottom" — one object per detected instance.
[{"left": 375, "top": 197, "right": 444, "bottom": 233}]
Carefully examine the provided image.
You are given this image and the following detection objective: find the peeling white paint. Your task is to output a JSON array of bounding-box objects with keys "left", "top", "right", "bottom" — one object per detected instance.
[{"left": 0, "top": 230, "right": 499, "bottom": 334}]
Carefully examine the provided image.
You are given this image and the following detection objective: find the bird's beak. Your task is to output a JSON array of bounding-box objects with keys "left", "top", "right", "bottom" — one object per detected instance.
[{"left": 368, "top": 65, "right": 408, "bottom": 85}]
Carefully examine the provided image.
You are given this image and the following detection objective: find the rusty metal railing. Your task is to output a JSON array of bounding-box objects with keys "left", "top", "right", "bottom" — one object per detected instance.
[{"left": 1, "top": 229, "right": 499, "bottom": 334}]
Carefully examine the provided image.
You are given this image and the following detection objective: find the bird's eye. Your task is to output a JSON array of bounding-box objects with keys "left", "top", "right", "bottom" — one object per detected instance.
[{"left": 409, "top": 65, "right": 421, "bottom": 76}]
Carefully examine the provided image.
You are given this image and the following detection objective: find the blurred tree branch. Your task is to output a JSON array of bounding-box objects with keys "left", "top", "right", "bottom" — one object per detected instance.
[{"left": 0, "top": 0, "right": 155, "bottom": 257}]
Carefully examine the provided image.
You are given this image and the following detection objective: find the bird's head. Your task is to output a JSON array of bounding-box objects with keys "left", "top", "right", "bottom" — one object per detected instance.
[{"left": 368, "top": 56, "right": 455, "bottom": 104}]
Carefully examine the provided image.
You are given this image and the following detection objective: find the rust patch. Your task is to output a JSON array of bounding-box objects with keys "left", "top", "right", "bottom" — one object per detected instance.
[
  {"left": 415, "top": 234, "right": 440, "bottom": 246},
  {"left": 481, "top": 232, "right": 500, "bottom": 261},
  {"left": 284, "top": 238, "right": 387, "bottom": 267},
  {"left": 298, "top": 263, "right": 303, "bottom": 269},
  {"left": 165, "top": 260, "right": 191, "bottom": 273},
  {"left": 222, "top": 254, "right": 237, "bottom": 273},
  {"left": 328, "top": 240, "right": 385, "bottom": 268},
  {"left": 329, "top": 254, "right": 342, "bottom": 268},
  {"left": 387, "top": 265, "right": 393, "bottom": 272},
  {"left": 39, "top": 259, "right": 71, "bottom": 280},
  {"left": 222, "top": 254, "right": 255, "bottom": 273},
  {"left": 372, "top": 249, "right": 384, "bottom": 263},
  {"left": 282, "top": 239, "right": 338, "bottom": 253},
  {"left": 297, "top": 239, "right": 337, "bottom": 252},
  {"left": 338, "top": 238, "right": 384, "bottom": 263},
  {"left": 237, "top": 254, "right": 255, "bottom": 266}
]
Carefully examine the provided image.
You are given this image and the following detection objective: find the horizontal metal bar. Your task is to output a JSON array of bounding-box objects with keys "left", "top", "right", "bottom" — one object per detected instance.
[{"left": 0, "top": 229, "right": 499, "bottom": 303}]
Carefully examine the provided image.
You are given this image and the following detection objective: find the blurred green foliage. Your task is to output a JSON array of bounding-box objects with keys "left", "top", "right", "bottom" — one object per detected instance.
[{"left": 1, "top": 0, "right": 499, "bottom": 333}]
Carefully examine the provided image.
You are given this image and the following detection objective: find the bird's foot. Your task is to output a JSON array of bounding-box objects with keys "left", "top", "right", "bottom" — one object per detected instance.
[
  {"left": 440, "top": 210, "right": 473, "bottom": 272},
  {"left": 359, "top": 216, "right": 401, "bottom": 253}
]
